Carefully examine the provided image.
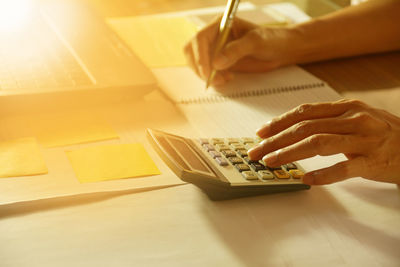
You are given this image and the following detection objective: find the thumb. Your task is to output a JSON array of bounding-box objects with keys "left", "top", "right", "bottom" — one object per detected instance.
[{"left": 212, "top": 33, "right": 255, "bottom": 70}]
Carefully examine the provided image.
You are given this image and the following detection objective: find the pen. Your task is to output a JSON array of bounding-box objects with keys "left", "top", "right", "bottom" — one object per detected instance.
[{"left": 205, "top": 0, "right": 240, "bottom": 89}]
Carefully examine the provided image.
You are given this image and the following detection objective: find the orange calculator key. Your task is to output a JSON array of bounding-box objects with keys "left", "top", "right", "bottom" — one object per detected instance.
[
  {"left": 273, "top": 169, "right": 290, "bottom": 179},
  {"left": 289, "top": 169, "right": 304, "bottom": 179}
]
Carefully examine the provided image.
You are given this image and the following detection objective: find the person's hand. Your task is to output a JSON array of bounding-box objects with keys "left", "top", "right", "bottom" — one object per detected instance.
[
  {"left": 247, "top": 99, "right": 400, "bottom": 185},
  {"left": 184, "top": 17, "right": 298, "bottom": 86}
]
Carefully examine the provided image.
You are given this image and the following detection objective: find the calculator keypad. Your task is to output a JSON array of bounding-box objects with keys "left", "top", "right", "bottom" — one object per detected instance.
[
  {"left": 229, "top": 157, "right": 244, "bottom": 165},
  {"left": 242, "top": 171, "right": 259, "bottom": 180},
  {"left": 258, "top": 170, "right": 274, "bottom": 180},
  {"left": 209, "top": 151, "right": 221, "bottom": 158},
  {"left": 199, "top": 137, "right": 304, "bottom": 182},
  {"left": 203, "top": 144, "right": 214, "bottom": 152},
  {"left": 222, "top": 150, "right": 236, "bottom": 158},
  {"left": 289, "top": 169, "right": 304, "bottom": 179},
  {"left": 235, "top": 164, "right": 250, "bottom": 172},
  {"left": 215, "top": 157, "right": 228, "bottom": 166},
  {"left": 215, "top": 144, "right": 231, "bottom": 151},
  {"left": 274, "top": 169, "right": 290, "bottom": 179},
  {"left": 250, "top": 162, "right": 266, "bottom": 171}
]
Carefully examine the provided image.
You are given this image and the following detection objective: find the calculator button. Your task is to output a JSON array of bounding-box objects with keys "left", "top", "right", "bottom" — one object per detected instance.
[
  {"left": 241, "top": 137, "right": 255, "bottom": 144},
  {"left": 215, "top": 157, "right": 228, "bottom": 166},
  {"left": 211, "top": 138, "right": 225, "bottom": 145},
  {"left": 228, "top": 157, "right": 243, "bottom": 165},
  {"left": 242, "top": 171, "right": 258, "bottom": 180},
  {"left": 215, "top": 144, "right": 231, "bottom": 151},
  {"left": 235, "top": 164, "right": 250, "bottom": 172},
  {"left": 250, "top": 162, "right": 266, "bottom": 171},
  {"left": 222, "top": 150, "right": 236, "bottom": 158},
  {"left": 274, "top": 169, "right": 290, "bottom": 179},
  {"left": 258, "top": 170, "right": 274, "bottom": 180},
  {"left": 227, "top": 138, "right": 240, "bottom": 144},
  {"left": 265, "top": 164, "right": 282, "bottom": 171},
  {"left": 243, "top": 157, "right": 258, "bottom": 164},
  {"left": 289, "top": 169, "right": 304, "bottom": 179},
  {"left": 209, "top": 151, "right": 221, "bottom": 158},
  {"left": 231, "top": 143, "right": 246, "bottom": 150},
  {"left": 284, "top": 163, "right": 298, "bottom": 170},
  {"left": 199, "top": 138, "right": 209, "bottom": 145},
  {"left": 236, "top": 149, "right": 248, "bottom": 157},
  {"left": 203, "top": 144, "right": 215, "bottom": 151}
]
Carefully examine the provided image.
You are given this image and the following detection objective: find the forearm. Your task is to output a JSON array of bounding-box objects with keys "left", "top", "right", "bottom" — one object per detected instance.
[{"left": 288, "top": 0, "right": 400, "bottom": 64}]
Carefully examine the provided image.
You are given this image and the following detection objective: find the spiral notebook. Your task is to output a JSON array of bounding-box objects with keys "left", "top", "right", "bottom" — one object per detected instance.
[{"left": 153, "top": 65, "right": 342, "bottom": 137}]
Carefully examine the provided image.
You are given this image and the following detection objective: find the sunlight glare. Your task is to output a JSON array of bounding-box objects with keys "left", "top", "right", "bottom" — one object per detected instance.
[{"left": 0, "top": 0, "right": 33, "bottom": 32}]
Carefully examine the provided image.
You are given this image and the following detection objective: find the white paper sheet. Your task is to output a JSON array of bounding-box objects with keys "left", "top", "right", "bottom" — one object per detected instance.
[{"left": 153, "top": 65, "right": 327, "bottom": 103}]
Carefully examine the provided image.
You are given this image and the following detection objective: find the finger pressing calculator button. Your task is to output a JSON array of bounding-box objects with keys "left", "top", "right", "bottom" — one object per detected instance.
[
  {"left": 227, "top": 138, "right": 240, "bottom": 144},
  {"left": 242, "top": 171, "right": 258, "bottom": 180},
  {"left": 236, "top": 164, "right": 250, "bottom": 172},
  {"left": 203, "top": 144, "right": 215, "bottom": 152},
  {"left": 229, "top": 157, "right": 243, "bottom": 165},
  {"left": 250, "top": 162, "right": 266, "bottom": 171},
  {"left": 209, "top": 151, "right": 221, "bottom": 158},
  {"left": 258, "top": 170, "right": 274, "bottom": 180},
  {"left": 236, "top": 149, "right": 248, "bottom": 157},
  {"left": 211, "top": 138, "right": 225, "bottom": 145},
  {"left": 222, "top": 150, "right": 236, "bottom": 158},
  {"left": 199, "top": 138, "right": 209, "bottom": 145},
  {"left": 215, "top": 144, "right": 231, "bottom": 151},
  {"left": 284, "top": 163, "right": 297, "bottom": 170},
  {"left": 274, "top": 169, "right": 290, "bottom": 179},
  {"left": 215, "top": 157, "right": 228, "bottom": 166},
  {"left": 245, "top": 143, "right": 257, "bottom": 150},
  {"left": 289, "top": 169, "right": 304, "bottom": 179}
]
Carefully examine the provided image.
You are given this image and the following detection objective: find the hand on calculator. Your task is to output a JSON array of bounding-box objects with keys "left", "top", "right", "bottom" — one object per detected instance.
[{"left": 248, "top": 99, "right": 400, "bottom": 186}]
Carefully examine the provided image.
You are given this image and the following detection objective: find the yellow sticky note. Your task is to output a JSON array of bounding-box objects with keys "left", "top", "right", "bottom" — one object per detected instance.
[
  {"left": 66, "top": 143, "right": 161, "bottom": 183},
  {"left": 0, "top": 137, "right": 48, "bottom": 178},
  {"left": 29, "top": 111, "right": 119, "bottom": 148},
  {"left": 108, "top": 16, "right": 198, "bottom": 68}
]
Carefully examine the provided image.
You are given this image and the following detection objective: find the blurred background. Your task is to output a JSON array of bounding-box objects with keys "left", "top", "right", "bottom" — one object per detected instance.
[{"left": 84, "top": 0, "right": 353, "bottom": 18}]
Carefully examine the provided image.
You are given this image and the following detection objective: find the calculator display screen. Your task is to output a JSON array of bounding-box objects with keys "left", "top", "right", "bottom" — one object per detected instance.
[{"left": 168, "top": 137, "right": 214, "bottom": 176}]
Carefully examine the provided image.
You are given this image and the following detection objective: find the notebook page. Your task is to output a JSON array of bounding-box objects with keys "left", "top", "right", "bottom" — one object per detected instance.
[
  {"left": 178, "top": 84, "right": 342, "bottom": 138},
  {"left": 153, "top": 65, "right": 326, "bottom": 103}
]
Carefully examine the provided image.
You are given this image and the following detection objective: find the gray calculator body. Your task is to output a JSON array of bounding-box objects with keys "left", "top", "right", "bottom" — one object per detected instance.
[{"left": 147, "top": 129, "right": 310, "bottom": 200}]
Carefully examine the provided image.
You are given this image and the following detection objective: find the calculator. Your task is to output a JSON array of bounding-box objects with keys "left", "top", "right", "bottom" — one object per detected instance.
[{"left": 147, "top": 129, "right": 310, "bottom": 200}]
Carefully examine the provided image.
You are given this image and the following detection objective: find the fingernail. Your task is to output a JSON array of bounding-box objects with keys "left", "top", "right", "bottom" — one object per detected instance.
[
  {"left": 247, "top": 144, "right": 263, "bottom": 160},
  {"left": 262, "top": 149, "right": 280, "bottom": 165},
  {"left": 213, "top": 54, "right": 229, "bottom": 69},
  {"left": 256, "top": 120, "right": 271, "bottom": 137}
]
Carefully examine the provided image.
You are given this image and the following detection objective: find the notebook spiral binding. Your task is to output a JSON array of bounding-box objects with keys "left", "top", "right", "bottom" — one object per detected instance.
[{"left": 177, "top": 82, "right": 326, "bottom": 105}]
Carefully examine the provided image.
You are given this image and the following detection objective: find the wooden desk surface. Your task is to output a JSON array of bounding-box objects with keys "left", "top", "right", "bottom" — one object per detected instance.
[{"left": 302, "top": 51, "right": 400, "bottom": 93}]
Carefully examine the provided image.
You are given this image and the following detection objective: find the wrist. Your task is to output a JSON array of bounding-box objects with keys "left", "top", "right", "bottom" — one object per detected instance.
[
  {"left": 286, "top": 18, "right": 342, "bottom": 64},
  {"left": 261, "top": 25, "right": 318, "bottom": 67}
]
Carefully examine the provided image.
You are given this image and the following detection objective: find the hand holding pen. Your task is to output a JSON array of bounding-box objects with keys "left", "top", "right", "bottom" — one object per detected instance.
[{"left": 184, "top": 4, "right": 296, "bottom": 87}]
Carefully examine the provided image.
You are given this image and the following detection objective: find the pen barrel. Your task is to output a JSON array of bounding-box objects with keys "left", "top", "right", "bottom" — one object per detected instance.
[{"left": 206, "top": 0, "right": 240, "bottom": 88}]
